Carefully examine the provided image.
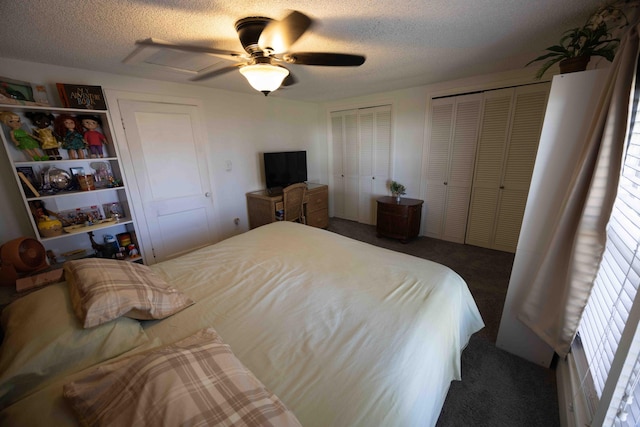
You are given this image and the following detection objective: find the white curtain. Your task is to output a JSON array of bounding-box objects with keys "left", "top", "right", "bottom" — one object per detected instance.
[{"left": 518, "top": 24, "right": 640, "bottom": 358}]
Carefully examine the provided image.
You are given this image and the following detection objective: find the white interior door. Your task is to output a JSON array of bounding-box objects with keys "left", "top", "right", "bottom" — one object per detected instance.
[{"left": 118, "top": 100, "right": 217, "bottom": 263}]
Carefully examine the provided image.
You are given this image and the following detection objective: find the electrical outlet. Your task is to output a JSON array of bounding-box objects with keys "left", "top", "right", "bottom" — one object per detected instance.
[
  {"left": 233, "top": 217, "right": 240, "bottom": 225},
  {"left": 225, "top": 160, "right": 232, "bottom": 171}
]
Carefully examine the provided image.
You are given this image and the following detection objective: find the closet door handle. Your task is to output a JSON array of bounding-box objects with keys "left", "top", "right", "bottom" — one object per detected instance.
[
  {"left": 444, "top": 182, "right": 448, "bottom": 185},
  {"left": 499, "top": 185, "right": 505, "bottom": 189}
]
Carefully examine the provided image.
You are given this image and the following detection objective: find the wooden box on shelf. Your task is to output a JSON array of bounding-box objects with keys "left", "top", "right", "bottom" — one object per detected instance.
[{"left": 0, "top": 104, "right": 144, "bottom": 264}]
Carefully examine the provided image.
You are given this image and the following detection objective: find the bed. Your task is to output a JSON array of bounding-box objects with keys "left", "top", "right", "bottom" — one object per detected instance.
[{"left": 0, "top": 221, "right": 483, "bottom": 426}]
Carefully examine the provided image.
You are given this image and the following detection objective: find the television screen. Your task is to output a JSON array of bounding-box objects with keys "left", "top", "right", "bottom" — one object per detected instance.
[{"left": 264, "top": 151, "right": 307, "bottom": 190}]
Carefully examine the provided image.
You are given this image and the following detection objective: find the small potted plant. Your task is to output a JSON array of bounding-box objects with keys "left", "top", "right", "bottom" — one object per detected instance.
[
  {"left": 527, "top": 0, "right": 635, "bottom": 78},
  {"left": 389, "top": 181, "right": 406, "bottom": 202}
]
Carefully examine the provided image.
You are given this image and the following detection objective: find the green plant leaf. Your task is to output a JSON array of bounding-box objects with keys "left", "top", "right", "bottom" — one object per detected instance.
[
  {"left": 525, "top": 1, "right": 631, "bottom": 79},
  {"left": 534, "top": 57, "right": 564, "bottom": 79}
]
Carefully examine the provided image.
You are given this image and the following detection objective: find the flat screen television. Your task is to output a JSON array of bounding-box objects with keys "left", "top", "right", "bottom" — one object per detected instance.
[{"left": 264, "top": 151, "right": 307, "bottom": 190}]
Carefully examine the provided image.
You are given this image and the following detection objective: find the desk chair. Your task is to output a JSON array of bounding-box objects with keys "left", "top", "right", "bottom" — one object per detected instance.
[{"left": 282, "top": 183, "right": 307, "bottom": 224}]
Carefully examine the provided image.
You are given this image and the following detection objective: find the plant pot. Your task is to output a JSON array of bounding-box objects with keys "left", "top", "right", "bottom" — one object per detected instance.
[{"left": 559, "top": 56, "right": 590, "bottom": 74}]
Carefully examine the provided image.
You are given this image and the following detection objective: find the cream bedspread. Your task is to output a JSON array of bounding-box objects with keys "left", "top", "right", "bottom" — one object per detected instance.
[{"left": 1, "top": 222, "right": 483, "bottom": 427}]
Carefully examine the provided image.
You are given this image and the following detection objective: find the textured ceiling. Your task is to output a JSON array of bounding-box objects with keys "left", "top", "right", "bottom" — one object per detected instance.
[{"left": 0, "top": 0, "right": 604, "bottom": 102}]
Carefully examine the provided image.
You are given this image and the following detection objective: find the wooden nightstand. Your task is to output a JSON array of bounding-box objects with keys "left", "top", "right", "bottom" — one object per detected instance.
[{"left": 376, "top": 196, "right": 424, "bottom": 242}]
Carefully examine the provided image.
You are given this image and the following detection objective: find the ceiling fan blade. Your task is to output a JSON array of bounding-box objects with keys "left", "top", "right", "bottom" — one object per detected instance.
[
  {"left": 136, "top": 38, "right": 243, "bottom": 58},
  {"left": 258, "top": 10, "right": 312, "bottom": 54},
  {"left": 189, "top": 64, "right": 243, "bottom": 81},
  {"left": 282, "top": 52, "right": 366, "bottom": 66}
]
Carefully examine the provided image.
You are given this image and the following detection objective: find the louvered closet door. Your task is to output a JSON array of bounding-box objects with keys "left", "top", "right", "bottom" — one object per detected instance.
[
  {"left": 358, "top": 105, "right": 391, "bottom": 225},
  {"left": 466, "top": 89, "right": 513, "bottom": 248},
  {"left": 331, "top": 110, "right": 359, "bottom": 221},
  {"left": 465, "top": 84, "right": 550, "bottom": 252},
  {"left": 493, "top": 86, "right": 549, "bottom": 251},
  {"left": 423, "top": 94, "right": 482, "bottom": 243}
]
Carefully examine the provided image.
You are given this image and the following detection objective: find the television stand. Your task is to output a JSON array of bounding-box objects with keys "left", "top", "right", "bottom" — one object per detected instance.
[{"left": 247, "top": 183, "right": 328, "bottom": 229}]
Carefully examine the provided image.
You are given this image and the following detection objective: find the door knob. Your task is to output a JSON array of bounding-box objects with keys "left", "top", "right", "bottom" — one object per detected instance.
[{"left": 205, "top": 192, "right": 211, "bottom": 197}]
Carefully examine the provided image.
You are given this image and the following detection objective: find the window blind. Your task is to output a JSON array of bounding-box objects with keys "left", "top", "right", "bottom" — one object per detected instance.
[{"left": 574, "top": 89, "right": 640, "bottom": 426}]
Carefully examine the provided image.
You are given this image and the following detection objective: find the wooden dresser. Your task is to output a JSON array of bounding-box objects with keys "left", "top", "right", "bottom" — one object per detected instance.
[
  {"left": 304, "top": 185, "right": 329, "bottom": 228},
  {"left": 246, "top": 183, "right": 329, "bottom": 229},
  {"left": 376, "top": 196, "right": 424, "bottom": 242}
]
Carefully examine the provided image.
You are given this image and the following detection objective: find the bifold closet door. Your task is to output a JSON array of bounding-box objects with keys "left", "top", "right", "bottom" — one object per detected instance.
[
  {"left": 465, "top": 83, "right": 550, "bottom": 252},
  {"left": 331, "top": 110, "right": 359, "bottom": 221},
  {"left": 331, "top": 105, "right": 392, "bottom": 225},
  {"left": 358, "top": 105, "right": 391, "bottom": 225},
  {"left": 423, "top": 93, "right": 482, "bottom": 243}
]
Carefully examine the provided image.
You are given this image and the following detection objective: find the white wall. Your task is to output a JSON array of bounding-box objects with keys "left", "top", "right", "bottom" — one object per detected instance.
[{"left": 0, "top": 57, "right": 323, "bottom": 243}]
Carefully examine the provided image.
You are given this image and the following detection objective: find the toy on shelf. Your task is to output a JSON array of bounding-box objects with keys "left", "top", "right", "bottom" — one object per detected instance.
[
  {"left": 53, "top": 114, "right": 86, "bottom": 159},
  {"left": 26, "top": 112, "right": 62, "bottom": 160},
  {"left": 0, "top": 111, "right": 48, "bottom": 161},
  {"left": 79, "top": 115, "right": 108, "bottom": 158}
]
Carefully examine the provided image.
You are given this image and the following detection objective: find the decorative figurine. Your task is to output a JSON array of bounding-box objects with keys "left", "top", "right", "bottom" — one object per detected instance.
[
  {"left": 127, "top": 244, "right": 140, "bottom": 259},
  {"left": 53, "top": 114, "right": 86, "bottom": 159},
  {"left": 87, "top": 231, "right": 106, "bottom": 258},
  {"left": 0, "top": 111, "right": 48, "bottom": 161},
  {"left": 90, "top": 161, "right": 112, "bottom": 188},
  {"left": 79, "top": 115, "right": 108, "bottom": 158},
  {"left": 26, "top": 112, "right": 62, "bottom": 160}
]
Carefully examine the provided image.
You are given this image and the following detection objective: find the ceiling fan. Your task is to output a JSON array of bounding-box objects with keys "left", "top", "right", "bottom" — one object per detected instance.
[{"left": 135, "top": 10, "right": 366, "bottom": 96}]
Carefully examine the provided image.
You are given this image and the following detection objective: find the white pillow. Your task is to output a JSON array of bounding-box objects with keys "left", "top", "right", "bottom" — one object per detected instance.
[{"left": 0, "top": 282, "right": 149, "bottom": 409}]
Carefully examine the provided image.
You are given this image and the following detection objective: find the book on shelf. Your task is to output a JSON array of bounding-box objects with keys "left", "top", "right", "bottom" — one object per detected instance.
[{"left": 56, "top": 83, "right": 107, "bottom": 110}]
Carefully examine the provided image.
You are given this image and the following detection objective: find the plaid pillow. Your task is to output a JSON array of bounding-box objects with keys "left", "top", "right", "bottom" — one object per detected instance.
[
  {"left": 65, "top": 258, "right": 193, "bottom": 328},
  {"left": 63, "top": 328, "right": 302, "bottom": 427}
]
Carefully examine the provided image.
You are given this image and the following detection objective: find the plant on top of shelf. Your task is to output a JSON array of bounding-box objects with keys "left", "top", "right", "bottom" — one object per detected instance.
[
  {"left": 527, "top": 0, "right": 637, "bottom": 78},
  {"left": 389, "top": 180, "right": 406, "bottom": 198}
]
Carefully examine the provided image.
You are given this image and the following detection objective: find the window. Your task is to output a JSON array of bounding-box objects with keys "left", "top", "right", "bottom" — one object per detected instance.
[{"left": 574, "top": 83, "right": 640, "bottom": 426}]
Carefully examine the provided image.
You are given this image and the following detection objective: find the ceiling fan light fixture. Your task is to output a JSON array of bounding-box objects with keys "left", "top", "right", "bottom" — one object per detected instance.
[{"left": 239, "top": 63, "right": 289, "bottom": 95}]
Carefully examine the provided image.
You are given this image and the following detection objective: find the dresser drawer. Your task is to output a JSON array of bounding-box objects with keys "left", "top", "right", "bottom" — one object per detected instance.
[
  {"left": 306, "top": 188, "right": 328, "bottom": 213},
  {"left": 307, "top": 208, "right": 329, "bottom": 228},
  {"left": 378, "top": 203, "right": 410, "bottom": 217}
]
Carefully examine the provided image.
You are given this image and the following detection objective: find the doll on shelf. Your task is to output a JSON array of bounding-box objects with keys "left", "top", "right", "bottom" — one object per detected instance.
[
  {"left": 79, "top": 115, "right": 108, "bottom": 158},
  {"left": 0, "top": 111, "right": 48, "bottom": 161},
  {"left": 26, "top": 112, "right": 63, "bottom": 160},
  {"left": 53, "top": 114, "right": 86, "bottom": 159}
]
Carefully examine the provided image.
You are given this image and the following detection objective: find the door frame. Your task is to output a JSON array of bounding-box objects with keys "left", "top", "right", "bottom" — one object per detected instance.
[{"left": 104, "top": 90, "right": 221, "bottom": 262}]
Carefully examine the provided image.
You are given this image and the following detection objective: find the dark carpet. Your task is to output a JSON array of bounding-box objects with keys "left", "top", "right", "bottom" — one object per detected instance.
[{"left": 326, "top": 217, "right": 560, "bottom": 427}]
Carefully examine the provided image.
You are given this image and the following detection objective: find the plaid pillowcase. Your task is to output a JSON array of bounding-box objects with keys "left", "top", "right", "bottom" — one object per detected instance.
[
  {"left": 65, "top": 258, "right": 193, "bottom": 328},
  {"left": 63, "top": 328, "right": 302, "bottom": 427}
]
